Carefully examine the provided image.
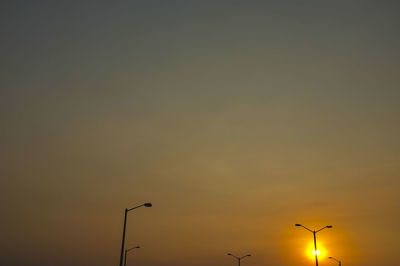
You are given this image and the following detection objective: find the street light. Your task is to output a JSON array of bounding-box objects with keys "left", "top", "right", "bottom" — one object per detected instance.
[
  {"left": 119, "top": 203, "right": 152, "bottom": 266},
  {"left": 124, "top": 246, "right": 140, "bottom": 266},
  {"left": 227, "top": 253, "right": 251, "bottom": 266},
  {"left": 329, "top": 256, "right": 342, "bottom": 266},
  {"left": 295, "top": 224, "right": 333, "bottom": 266}
]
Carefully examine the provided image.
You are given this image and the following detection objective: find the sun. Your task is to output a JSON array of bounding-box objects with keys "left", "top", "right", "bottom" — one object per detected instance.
[
  {"left": 305, "top": 242, "right": 327, "bottom": 260},
  {"left": 312, "top": 250, "right": 321, "bottom": 256}
]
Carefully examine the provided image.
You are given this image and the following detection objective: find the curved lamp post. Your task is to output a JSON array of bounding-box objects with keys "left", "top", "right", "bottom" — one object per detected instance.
[
  {"left": 227, "top": 253, "right": 251, "bottom": 266},
  {"left": 295, "top": 224, "right": 333, "bottom": 266},
  {"left": 124, "top": 246, "right": 140, "bottom": 266},
  {"left": 119, "top": 203, "right": 152, "bottom": 266},
  {"left": 328, "top": 256, "right": 342, "bottom": 266}
]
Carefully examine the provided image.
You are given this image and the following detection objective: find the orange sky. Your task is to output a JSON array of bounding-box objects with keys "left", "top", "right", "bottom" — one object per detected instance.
[{"left": 1, "top": 1, "right": 399, "bottom": 266}]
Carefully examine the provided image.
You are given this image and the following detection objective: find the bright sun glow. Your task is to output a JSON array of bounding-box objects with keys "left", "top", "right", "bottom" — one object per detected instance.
[
  {"left": 312, "top": 250, "right": 321, "bottom": 256},
  {"left": 305, "top": 242, "right": 327, "bottom": 260}
]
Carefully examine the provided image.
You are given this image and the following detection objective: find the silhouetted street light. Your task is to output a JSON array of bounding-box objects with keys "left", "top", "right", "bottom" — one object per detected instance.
[
  {"left": 329, "top": 256, "right": 341, "bottom": 266},
  {"left": 295, "top": 224, "right": 333, "bottom": 266},
  {"left": 124, "top": 246, "right": 140, "bottom": 266},
  {"left": 119, "top": 203, "right": 152, "bottom": 266},
  {"left": 227, "top": 253, "right": 251, "bottom": 266}
]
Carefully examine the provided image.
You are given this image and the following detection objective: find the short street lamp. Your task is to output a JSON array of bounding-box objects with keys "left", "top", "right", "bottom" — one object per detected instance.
[
  {"left": 328, "top": 256, "right": 342, "bottom": 266},
  {"left": 124, "top": 246, "right": 140, "bottom": 266},
  {"left": 227, "top": 253, "right": 251, "bottom": 266}
]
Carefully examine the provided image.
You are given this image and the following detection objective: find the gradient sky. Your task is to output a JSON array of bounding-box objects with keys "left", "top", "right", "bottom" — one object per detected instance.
[{"left": 1, "top": 1, "right": 399, "bottom": 266}]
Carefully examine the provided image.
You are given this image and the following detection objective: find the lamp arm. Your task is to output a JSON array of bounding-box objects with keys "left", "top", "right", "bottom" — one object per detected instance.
[
  {"left": 127, "top": 204, "right": 145, "bottom": 212},
  {"left": 301, "top": 225, "right": 313, "bottom": 232}
]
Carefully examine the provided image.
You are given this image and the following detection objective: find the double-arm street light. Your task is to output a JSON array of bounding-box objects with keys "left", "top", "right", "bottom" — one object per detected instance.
[
  {"left": 124, "top": 246, "right": 140, "bottom": 266},
  {"left": 227, "top": 253, "right": 251, "bottom": 266},
  {"left": 329, "top": 256, "right": 342, "bottom": 266},
  {"left": 295, "top": 224, "right": 333, "bottom": 266},
  {"left": 119, "top": 203, "right": 152, "bottom": 266}
]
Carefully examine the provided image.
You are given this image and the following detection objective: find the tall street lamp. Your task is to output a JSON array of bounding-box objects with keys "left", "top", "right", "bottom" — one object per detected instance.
[
  {"left": 124, "top": 246, "right": 140, "bottom": 266},
  {"left": 329, "top": 256, "right": 342, "bottom": 266},
  {"left": 227, "top": 253, "right": 251, "bottom": 266},
  {"left": 119, "top": 203, "right": 152, "bottom": 266},
  {"left": 295, "top": 224, "right": 333, "bottom": 266}
]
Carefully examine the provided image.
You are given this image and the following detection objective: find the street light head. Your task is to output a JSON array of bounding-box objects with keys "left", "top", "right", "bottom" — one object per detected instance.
[
  {"left": 326, "top": 225, "right": 333, "bottom": 228},
  {"left": 329, "top": 257, "right": 333, "bottom": 259},
  {"left": 136, "top": 246, "right": 140, "bottom": 248},
  {"left": 247, "top": 254, "right": 251, "bottom": 257},
  {"left": 144, "top": 203, "right": 152, "bottom": 207},
  {"left": 295, "top": 224, "right": 302, "bottom": 227},
  {"left": 227, "top": 253, "right": 231, "bottom": 256}
]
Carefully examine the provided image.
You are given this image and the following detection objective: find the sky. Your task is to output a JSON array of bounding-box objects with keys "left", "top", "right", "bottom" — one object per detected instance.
[{"left": 1, "top": 1, "right": 399, "bottom": 266}]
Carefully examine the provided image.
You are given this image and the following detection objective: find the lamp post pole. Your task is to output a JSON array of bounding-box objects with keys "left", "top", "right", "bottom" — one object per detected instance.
[
  {"left": 227, "top": 253, "right": 251, "bottom": 266},
  {"left": 313, "top": 230, "right": 318, "bottom": 266},
  {"left": 295, "top": 224, "right": 333, "bottom": 266},
  {"left": 119, "top": 203, "right": 152, "bottom": 266}
]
